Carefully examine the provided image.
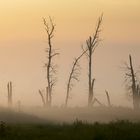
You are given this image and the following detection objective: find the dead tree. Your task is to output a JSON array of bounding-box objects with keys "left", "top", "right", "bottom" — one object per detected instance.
[
  {"left": 65, "top": 48, "right": 88, "bottom": 107},
  {"left": 105, "top": 90, "right": 111, "bottom": 107},
  {"left": 129, "top": 55, "right": 138, "bottom": 109},
  {"left": 43, "top": 17, "right": 59, "bottom": 106},
  {"left": 83, "top": 14, "right": 103, "bottom": 107},
  {"left": 7, "top": 81, "right": 12, "bottom": 108},
  {"left": 125, "top": 55, "right": 140, "bottom": 109}
]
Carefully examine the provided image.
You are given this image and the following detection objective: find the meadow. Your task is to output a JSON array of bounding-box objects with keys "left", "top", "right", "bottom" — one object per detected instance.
[
  {"left": 0, "top": 120, "right": 140, "bottom": 140},
  {"left": 0, "top": 106, "right": 140, "bottom": 140}
]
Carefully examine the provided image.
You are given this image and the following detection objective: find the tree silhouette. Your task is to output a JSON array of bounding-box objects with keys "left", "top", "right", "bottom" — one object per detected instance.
[
  {"left": 43, "top": 17, "right": 59, "bottom": 107},
  {"left": 65, "top": 48, "right": 87, "bottom": 107},
  {"left": 83, "top": 14, "right": 103, "bottom": 107},
  {"left": 105, "top": 90, "right": 111, "bottom": 107},
  {"left": 125, "top": 55, "right": 140, "bottom": 109},
  {"left": 7, "top": 81, "right": 13, "bottom": 108}
]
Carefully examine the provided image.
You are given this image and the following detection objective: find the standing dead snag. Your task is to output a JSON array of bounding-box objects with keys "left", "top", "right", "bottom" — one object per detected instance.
[
  {"left": 129, "top": 55, "right": 138, "bottom": 109},
  {"left": 105, "top": 90, "right": 111, "bottom": 107},
  {"left": 65, "top": 48, "right": 88, "bottom": 107},
  {"left": 7, "top": 81, "right": 12, "bottom": 108},
  {"left": 125, "top": 55, "right": 140, "bottom": 109},
  {"left": 83, "top": 14, "right": 103, "bottom": 107},
  {"left": 43, "top": 17, "right": 59, "bottom": 107}
]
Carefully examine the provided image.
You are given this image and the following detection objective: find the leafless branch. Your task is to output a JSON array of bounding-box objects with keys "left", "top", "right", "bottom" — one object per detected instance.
[
  {"left": 65, "top": 46, "right": 88, "bottom": 106},
  {"left": 39, "top": 90, "right": 46, "bottom": 107}
]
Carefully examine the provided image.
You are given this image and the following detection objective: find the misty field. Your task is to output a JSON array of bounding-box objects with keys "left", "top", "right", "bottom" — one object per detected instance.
[
  {"left": 0, "top": 107, "right": 140, "bottom": 140},
  {"left": 0, "top": 120, "right": 140, "bottom": 140}
]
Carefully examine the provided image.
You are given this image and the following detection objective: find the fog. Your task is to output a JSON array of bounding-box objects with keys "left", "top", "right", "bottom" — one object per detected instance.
[
  {"left": 0, "top": 42, "right": 138, "bottom": 108},
  {"left": 1, "top": 106, "right": 140, "bottom": 124},
  {"left": 0, "top": 0, "right": 140, "bottom": 108},
  {"left": 0, "top": 1, "right": 140, "bottom": 125}
]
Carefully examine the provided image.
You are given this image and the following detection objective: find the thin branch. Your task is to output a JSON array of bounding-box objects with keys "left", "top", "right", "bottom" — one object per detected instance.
[
  {"left": 39, "top": 90, "right": 46, "bottom": 107},
  {"left": 65, "top": 47, "right": 88, "bottom": 106},
  {"left": 105, "top": 90, "right": 111, "bottom": 107}
]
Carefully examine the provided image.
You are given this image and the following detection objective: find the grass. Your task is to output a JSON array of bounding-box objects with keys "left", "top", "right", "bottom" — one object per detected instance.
[{"left": 0, "top": 120, "right": 140, "bottom": 140}]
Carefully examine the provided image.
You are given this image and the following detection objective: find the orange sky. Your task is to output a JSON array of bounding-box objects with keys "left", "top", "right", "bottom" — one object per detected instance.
[{"left": 0, "top": 0, "right": 140, "bottom": 107}]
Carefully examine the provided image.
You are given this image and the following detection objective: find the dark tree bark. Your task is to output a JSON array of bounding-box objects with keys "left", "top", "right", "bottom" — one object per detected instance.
[{"left": 84, "top": 14, "right": 103, "bottom": 107}]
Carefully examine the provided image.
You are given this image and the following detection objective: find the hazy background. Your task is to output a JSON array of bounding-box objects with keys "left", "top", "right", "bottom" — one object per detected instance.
[{"left": 0, "top": 0, "right": 140, "bottom": 107}]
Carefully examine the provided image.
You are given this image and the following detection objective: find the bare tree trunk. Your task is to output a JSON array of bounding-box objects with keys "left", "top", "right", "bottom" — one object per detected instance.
[
  {"left": 129, "top": 55, "right": 139, "bottom": 109},
  {"left": 7, "top": 83, "right": 10, "bottom": 107},
  {"left": 85, "top": 14, "right": 103, "bottom": 107},
  {"left": 65, "top": 83, "right": 70, "bottom": 107},
  {"left": 43, "top": 17, "right": 59, "bottom": 107},
  {"left": 105, "top": 90, "right": 111, "bottom": 107},
  {"left": 7, "top": 81, "right": 12, "bottom": 108},
  {"left": 47, "top": 33, "right": 52, "bottom": 106},
  {"left": 88, "top": 46, "right": 92, "bottom": 106},
  {"left": 125, "top": 55, "right": 140, "bottom": 109}
]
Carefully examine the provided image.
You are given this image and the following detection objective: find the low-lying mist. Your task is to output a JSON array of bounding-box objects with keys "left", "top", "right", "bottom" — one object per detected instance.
[{"left": 1, "top": 106, "right": 140, "bottom": 124}]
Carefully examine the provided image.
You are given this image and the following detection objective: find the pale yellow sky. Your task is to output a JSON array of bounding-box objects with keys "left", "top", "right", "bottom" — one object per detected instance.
[
  {"left": 0, "top": 0, "right": 140, "bottom": 42},
  {"left": 0, "top": 0, "right": 140, "bottom": 107}
]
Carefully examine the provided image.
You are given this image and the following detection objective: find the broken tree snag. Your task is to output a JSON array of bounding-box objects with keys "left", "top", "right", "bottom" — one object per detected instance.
[
  {"left": 7, "top": 81, "right": 13, "bottom": 108},
  {"left": 90, "top": 79, "right": 95, "bottom": 102},
  {"left": 105, "top": 90, "right": 111, "bottom": 107},
  {"left": 83, "top": 14, "right": 103, "bottom": 107},
  {"left": 39, "top": 90, "right": 46, "bottom": 107}
]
